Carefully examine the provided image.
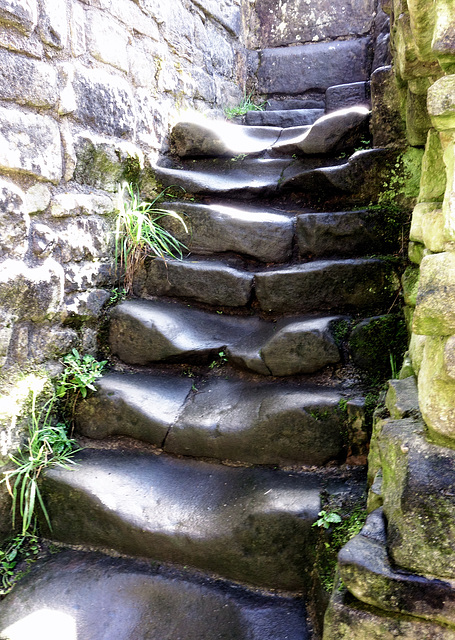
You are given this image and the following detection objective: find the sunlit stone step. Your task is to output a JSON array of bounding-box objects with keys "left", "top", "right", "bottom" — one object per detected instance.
[{"left": 244, "top": 108, "right": 324, "bottom": 127}]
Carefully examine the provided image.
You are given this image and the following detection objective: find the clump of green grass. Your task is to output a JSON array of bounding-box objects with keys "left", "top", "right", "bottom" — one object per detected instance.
[
  {"left": 115, "top": 182, "right": 188, "bottom": 293},
  {"left": 224, "top": 93, "right": 267, "bottom": 119}
]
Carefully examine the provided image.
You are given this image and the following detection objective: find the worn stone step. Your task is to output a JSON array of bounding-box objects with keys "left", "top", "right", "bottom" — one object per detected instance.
[
  {"left": 40, "top": 448, "right": 352, "bottom": 590},
  {"left": 255, "top": 258, "right": 399, "bottom": 314},
  {"left": 338, "top": 508, "right": 455, "bottom": 628},
  {"left": 137, "top": 256, "right": 398, "bottom": 312},
  {"left": 244, "top": 108, "right": 324, "bottom": 127},
  {"left": 266, "top": 98, "right": 325, "bottom": 110},
  {"left": 76, "top": 372, "right": 358, "bottom": 466},
  {"left": 161, "top": 200, "right": 294, "bottom": 263},
  {"left": 0, "top": 550, "right": 310, "bottom": 640},
  {"left": 326, "top": 81, "right": 370, "bottom": 112},
  {"left": 256, "top": 39, "right": 371, "bottom": 96},
  {"left": 109, "top": 299, "right": 344, "bottom": 375}
]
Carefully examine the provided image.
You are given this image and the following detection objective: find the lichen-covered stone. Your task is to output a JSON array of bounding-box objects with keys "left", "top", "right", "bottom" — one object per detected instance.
[
  {"left": 406, "top": 88, "right": 431, "bottom": 146},
  {"left": 50, "top": 192, "right": 114, "bottom": 218},
  {"left": 408, "top": 240, "right": 425, "bottom": 264},
  {"left": 407, "top": 0, "right": 437, "bottom": 62},
  {"left": 418, "top": 129, "right": 446, "bottom": 203},
  {"left": 413, "top": 252, "right": 455, "bottom": 334},
  {"left": 0, "top": 0, "right": 37, "bottom": 35},
  {"left": 0, "top": 179, "right": 28, "bottom": 260},
  {"left": 422, "top": 207, "right": 446, "bottom": 252},
  {"left": 0, "top": 49, "right": 58, "bottom": 107},
  {"left": 0, "top": 106, "right": 62, "bottom": 183},
  {"left": 409, "top": 332, "right": 426, "bottom": 374},
  {"left": 370, "top": 66, "right": 406, "bottom": 147},
  {"left": 402, "top": 265, "right": 420, "bottom": 307},
  {"left": 349, "top": 315, "right": 408, "bottom": 378},
  {"left": 393, "top": 10, "right": 440, "bottom": 80},
  {"left": 428, "top": 76, "right": 455, "bottom": 131},
  {"left": 442, "top": 138, "right": 455, "bottom": 241},
  {"left": 385, "top": 376, "right": 420, "bottom": 419},
  {"left": 432, "top": 0, "right": 455, "bottom": 71},
  {"left": 418, "top": 335, "right": 455, "bottom": 440}
]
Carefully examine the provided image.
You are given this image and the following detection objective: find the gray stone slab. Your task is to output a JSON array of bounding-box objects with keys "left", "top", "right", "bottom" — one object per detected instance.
[
  {"left": 76, "top": 372, "right": 192, "bottom": 441},
  {"left": 141, "top": 258, "right": 254, "bottom": 307},
  {"left": 338, "top": 508, "right": 455, "bottom": 627},
  {"left": 42, "top": 449, "right": 324, "bottom": 590},
  {"left": 385, "top": 376, "right": 420, "bottom": 419},
  {"left": 266, "top": 98, "right": 325, "bottom": 110},
  {"left": 296, "top": 210, "right": 381, "bottom": 257},
  {"left": 162, "top": 201, "right": 294, "bottom": 263},
  {"left": 260, "top": 316, "right": 342, "bottom": 375},
  {"left": 165, "top": 378, "right": 348, "bottom": 465},
  {"left": 245, "top": 109, "right": 324, "bottom": 127},
  {"left": 257, "top": 39, "right": 371, "bottom": 96},
  {"left": 109, "top": 299, "right": 266, "bottom": 365},
  {"left": 326, "top": 82, "right": 370, "bottom": 112},
  {"left": 171, "top": 120, "right": 282, "bottom": 157},
  {"left": 0, "top": 550, "right": 309, "bottom": 640},
  {"left": 255, "top": 259, "right": 399, "bottom": 314}
]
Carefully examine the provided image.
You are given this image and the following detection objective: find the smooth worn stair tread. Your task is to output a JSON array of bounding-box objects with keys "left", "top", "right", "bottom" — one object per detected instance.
[
  {"left": 109, "top": 298, "right": 344, "bottom": 375},
  {"left": 75, "top": 372, "right": 193, "bottom": 442},
  {"left": 0, "top": 550, "right": 311, "bottom": 640},
  {"left": 41, "top": 448, "right": 332, "bottom": 590},
  {"left": 76, "top": 370, "right": 356, "bottom": 465},
  {"left": 245, "top": 108, "right": 324, "bottom": 127},
  {"left": 161, "top": 200, "right": 294, "bottom": 263}
]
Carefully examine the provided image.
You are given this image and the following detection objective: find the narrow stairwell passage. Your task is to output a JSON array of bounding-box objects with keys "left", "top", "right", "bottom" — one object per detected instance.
[{"left": 0, "top": 91, "right": 407, "bottom": 639}]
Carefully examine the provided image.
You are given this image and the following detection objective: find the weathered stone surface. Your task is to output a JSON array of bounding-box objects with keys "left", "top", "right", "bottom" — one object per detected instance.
[
  {"left": 422, "top": 207, "right": 446, "bottom": 252},
  {"left": 63, "top": 260, "right": 113, "bottom": 294},
  {"left": 324, "top": 585, "right": 455, "bottom": 640},
  {"left": 370, "top": 66, "right": 406, "bottom": 147},
  {"left": 417, "top": 335, "right": 455, "bottom": 440},
  {"left": 85, "top": 9, "right": 129, "bottom": 72},
  {"left": 72, "top": 66, "right": 136, "bottom": 138},
  {"left": 418, "top": 130, "right": 446, "bottom": 203},
  {"left": 406, "top": 89, "right": 431, "bottom": 146},
  {"left": 24, "top": 184, "right": 51, "bottom": 214},
  {"left": 244, "top": 109, "right": 324, "bottom": 127},
  {"left": 409, "top": 332, "right": 426, "bottom": 374},
  {"left": 394, "top": 10, "right": 440, "bottom": 80},
  {"left": 408, "top": 240, "right": 425, "bottom": 264},
  {"left": 407, "top": 0, "right": 437, "bottom": 62},
  {"left": 0, "top": 258, "right": 63, "bottom": 322},
  {"left": 108, "top": 0, "right": 160, "bottom": 39},
  {"left": 385, "top": 376, "right": 420, "bottom": 419},
  {"left": 257, "top": 39, "right": 371, "bottom": 96},
  {"left": 0, "top": 179, "right": 28, "bottom": 259},
  {"left": 296, "top": 209, "right": 383, "bottom": 257},
  {"left": 70, "top": 1, "right": 86, "bottom": 57},
  {"left": 255, "top": 259, "right": 399, "bottom": 314},
  {"left": 402, "top": 265, "right": 420, "bottom": 307},
  {"left": 0, "top": 550, "right": 309, "bottom": 640},
  {"left": 188, "top": 0, "right": 242, "bottom": 37},
  {"left": 41, "top": 448, "right": 324, "bottom": 590},
  {"left": 428, "top": 76, "right": 455, "bottom": 131},
  {"left": 442, "top": 138, "right": 455, "bottom": 241},
  {"left": 379, "top": 415, "right": 455, "bottom": 578},
  {"left": 49, "top": 192, "right": 114, "bottom": 218},
  {"left": 432, "top": 0, "right": 455, "bottom": 71},
  {"left": 0, "top": 21, "right": 43, "bottom": 57},
  {"left": 141, "top": 258, "right": 253, "bottom": 307},
  {"left": 277, "top": 107, "right": 371, "bottom": 155},
  {"left": 252, "top": 0, "right": 375, "bottom": 47},
  {"left": 372, "top": 9, "right": 391, "bottom": 70},
  {"left": 65, "top": 289, "right": 111, "bottom": 320},
  {"left": 0, "top": 49, "right": 58, "bottom": 107},
  {"left": 339, "top": 508, "right": 455, "bottom": 626},
  {"left": 266, "top": 98, "right": 325, "bottom": 110},
  {"left": 166, "top": 379, "right": 349, "bottom": 465},
  {"left": 39, "top": 0, "right": 68, "bottom": 48},
  {"left": 109, "top": 299, "right": 265, "bottom": 366},
  {"left": 170, "top": 120, "right": 282, "bottom": 157},
  {"left": 326, "top": 82, "right": 370, "bottom": 112},
  {"left": 259, "top": 317, "right": 341, "bottom": 376},
  {"left": 413, "top": 253, "right": 455, "bottom": 334},
  {"left": 76, "top": 372, "right": 192, "bottom": 442},
  {"left": 162, "top": 201, "right": 293, "bottom": 263},
  {"left": 0, "top": 106, "right": 62, "bottom": 183},
  {"left": 0, "top": 0, "right": 37, "bottom": 35}
]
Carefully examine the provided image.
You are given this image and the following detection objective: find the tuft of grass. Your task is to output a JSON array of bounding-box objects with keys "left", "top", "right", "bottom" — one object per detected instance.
[
  {"left": 115, "top": 182, "right": 188, "bottom": 293},
  {"left": 224, "top": 93, "right": 267, "bottom": 119}
]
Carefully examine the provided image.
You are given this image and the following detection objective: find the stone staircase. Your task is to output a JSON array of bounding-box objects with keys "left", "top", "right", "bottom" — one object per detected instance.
[{"left": 0, "top": 87, "right": 404, "bottom": 639}]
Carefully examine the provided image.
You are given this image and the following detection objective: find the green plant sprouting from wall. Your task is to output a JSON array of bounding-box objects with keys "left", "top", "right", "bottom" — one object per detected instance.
[
  {"left": 115, "top": 182, "right": 189, "bottom": 293},
  {"left": 224, "top": 92, "right": 267, "bottom": 119},
  {"left": 0, "top": 351, "right": 106, "bottom": 594}
]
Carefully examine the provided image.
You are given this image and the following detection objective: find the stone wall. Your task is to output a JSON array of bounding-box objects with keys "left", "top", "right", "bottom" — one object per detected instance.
[{"left": 0, "top": 0, "right": 246, "bottom": 463}]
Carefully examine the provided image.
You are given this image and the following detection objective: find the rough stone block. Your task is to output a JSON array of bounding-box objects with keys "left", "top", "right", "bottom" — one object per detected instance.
[
  {"left": 409, "top": 332, "right": 426, "bottom": 375},
  {"left": 70, "top": 2, "right": 86, "bottom": 57},
  {"left": 326, "top": 82, "right": 370, "bottom": 112},
  {"left": 370, "top": 66, "right": 406, "bottom": 147},
  {"left": 408, "top": 240, "right": 425, "bottom": 264},
  {"left": 85, "top": 9, "right": 129, "bottom": 72},
  {"left": 72, "top": 66, "right": 136, "bottom": 138},
  {"left": 0, "top": 49, "right": 58, "bottom": 107},
  {"left": 257, "top": 39, "right": 371, "bottom": 96},
  {"left": 47, "top": 216, "right": 112, "bottom": 264},
  {"left": 406, "top": 89, "right": 431, "bottom": 146},
  {"left": 380, "top": 415, "right": 455, "bottom": 578},
  {"left": 63, "top": 260, "right": 113, "bottom": 294},
  {"left": 65, "top": 289, "right": 111, "bottom": 320},
  {"left": 253, "top": 0, "right": 375, "bottom": 47},
  {"left": 0, "top": 179, "right": 28, "bottom": 260},
  {"left": 50, "top": 192, "right": 113, "bottom": 218},
  {"left": 413, "top": 252, "right": 455, "bottom": 335},
  {"left": 38, "top": 0, "right": 68, "bottom": 48},
  {"left": 107, "top": 0, "right": 160, "bottom": 40},
  {"left": 432, "top": 0, "right": 455, "bottom": 71},
  {"left": 191, "top": 0, "right": 241, "bottom": 36},
  {"left": 402, "top": 265, "right": 420, "bottom": 307},
  {"left": 0, "top": 107, "right": 62, "bottom": 183},
  {"left": 0, "top": 258, "right": 63, "bottom": 322},
  {"left": 394, "top": 10, "right": 440, "bottom": 80},
  {"left": 24, "top": 184, "right": 51, "bottom": 214},
  {"left": 0, "top": 0, "right": 37, "bottom": 35},
  {"left": 0, "top": 22, "right": 43, "bottom": 57},
  {"left": 407, "top": 0, "right": 437, "bottom": 62},
  {"left": 422, "top": 208, "right": 446, "bottom": 252},
  {"left": 418, "top": 129, "right": 446, "bottom": 203},
  {"left": 417, "top": 335, "right": 455, "bottom": 440},
  {"left": 385, "top": 377, "right": 420, "bottom": 419},
  {"left": 428, "top": 76, "right": 455, "bottom": 131},
  {"left": 442, "top": 139, "right": 455, "bottom": 241}
]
